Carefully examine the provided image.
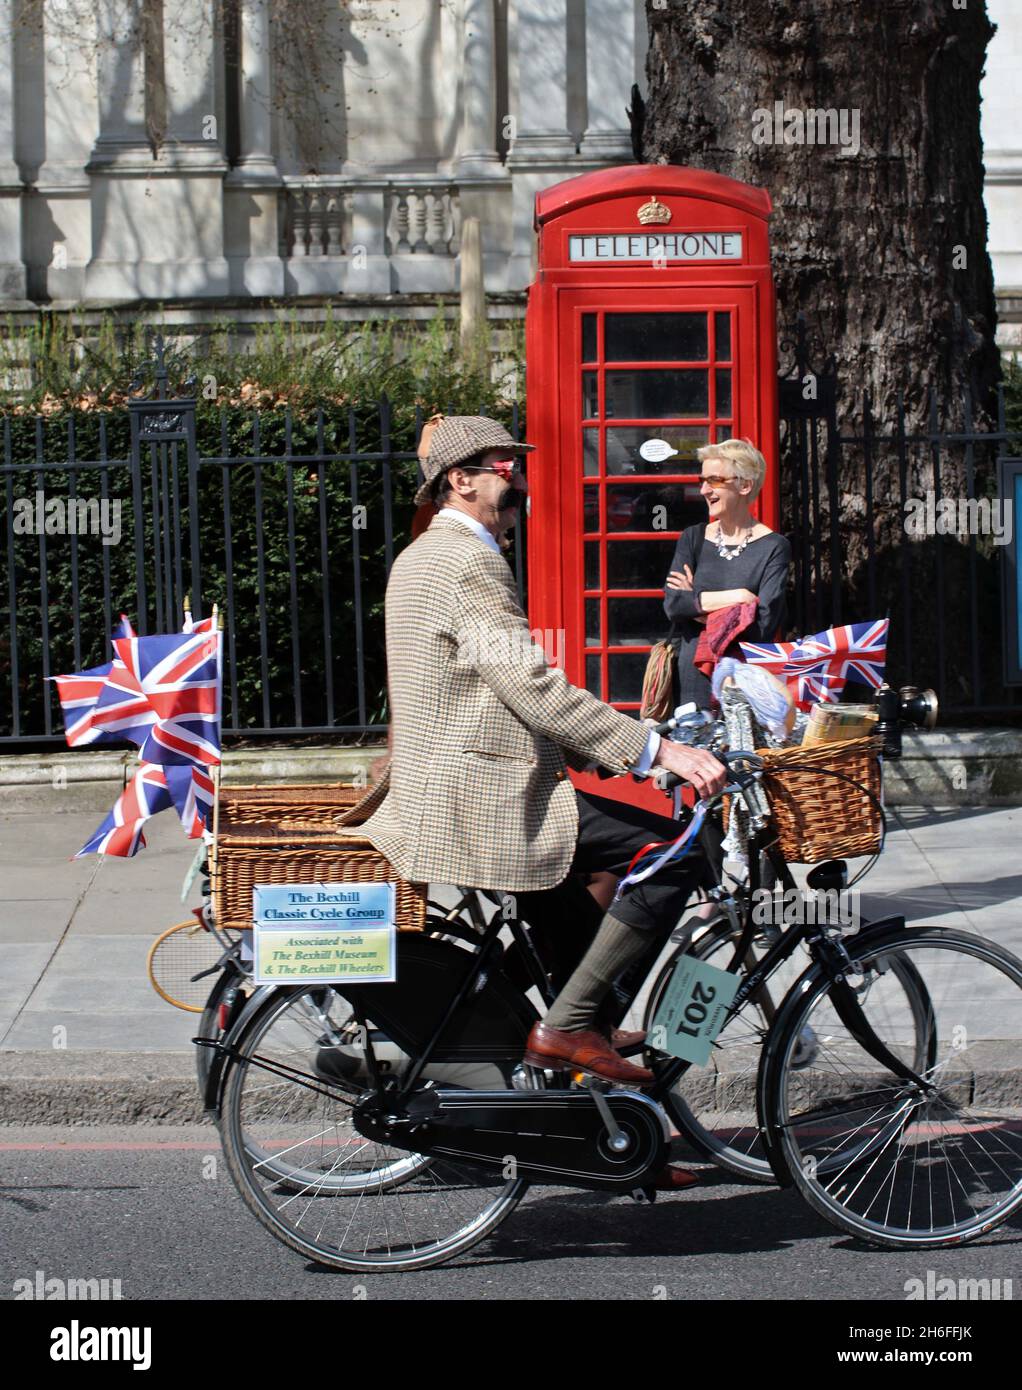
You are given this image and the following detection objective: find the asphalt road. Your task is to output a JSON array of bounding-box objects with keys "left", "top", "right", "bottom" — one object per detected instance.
[{"left": 1, "top": 1125, "right": 1020, "bottom": 1304}]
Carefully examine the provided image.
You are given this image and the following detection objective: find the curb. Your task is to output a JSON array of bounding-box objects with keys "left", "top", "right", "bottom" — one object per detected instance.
[{"left": 0, "top": 1054, "right": 211, "bottom": 1126}]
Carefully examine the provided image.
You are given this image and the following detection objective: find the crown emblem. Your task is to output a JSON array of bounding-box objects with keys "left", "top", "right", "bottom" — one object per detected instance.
[{"left": 637, "top": 195, "right": 672, "bottom": 226}]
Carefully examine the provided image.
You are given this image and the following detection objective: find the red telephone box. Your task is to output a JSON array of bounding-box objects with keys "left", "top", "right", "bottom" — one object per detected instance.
[{"left": 524, "top": 165, "right": 779, "bottom": 810}]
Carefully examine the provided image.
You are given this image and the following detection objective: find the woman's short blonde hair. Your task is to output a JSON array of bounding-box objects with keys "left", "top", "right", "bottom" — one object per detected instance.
[{"left": 696, "top": 439, "right": 767, "bottom": 499}]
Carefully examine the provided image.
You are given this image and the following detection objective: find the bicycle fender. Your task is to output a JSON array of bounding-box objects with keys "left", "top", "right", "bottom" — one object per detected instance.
[
  {"left": 202, "top": 983, "right": 279, "bottom": 1116},
  {"left": 754, "top": 967, "right": 822, "bottom": 1188}
]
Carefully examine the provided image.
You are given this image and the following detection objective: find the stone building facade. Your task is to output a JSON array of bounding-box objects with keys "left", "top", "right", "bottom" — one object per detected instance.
[{"left": 0, "top": 0, "right": 1018, "bottom": 348}]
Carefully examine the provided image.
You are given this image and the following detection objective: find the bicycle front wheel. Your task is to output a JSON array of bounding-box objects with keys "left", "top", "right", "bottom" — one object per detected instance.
[
  {"left": 763, "top": 925, "right": 1022, "bottom": 1248},
  {"left": 647, "top": 920, "right": 935, "bottom": 1183}
]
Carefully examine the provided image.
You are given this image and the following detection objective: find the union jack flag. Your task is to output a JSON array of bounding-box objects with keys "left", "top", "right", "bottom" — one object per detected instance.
[
  {"left": 86, "top": 655, "right": 158, "bottom": 747},
  {"left": 165, "top": 764, "right": 216, "bottom": 838},
  {"left": 740, "top": 619, "right": 889, "bottom": 711},
  {"left": 112, "top": 613, "right": 136, "bottom": 641},
  {"left": 51, "top": 663, "right": 114, "bottom": 747},
  {"left": 113, "top": 631, "right": 221, "bottom": 769},
  {"left": 182, "top": 605, "right": 216, "bottom": 635},
  {"left": 75, "top": 761, "right": 174, "bottom": 858}
]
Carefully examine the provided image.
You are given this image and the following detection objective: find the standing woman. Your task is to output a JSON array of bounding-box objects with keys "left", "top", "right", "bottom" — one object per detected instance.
[{"left": 664, "top": 440, "right": 791, "bottom": 711}]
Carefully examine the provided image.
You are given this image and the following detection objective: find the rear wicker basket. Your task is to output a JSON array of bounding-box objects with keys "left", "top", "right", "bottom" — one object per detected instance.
[
  {"left": 211, "top": 782, "right": 426, "bottom": 933},
  {"left": 730, "top": 734, "right": 884, "bottom": 864}
]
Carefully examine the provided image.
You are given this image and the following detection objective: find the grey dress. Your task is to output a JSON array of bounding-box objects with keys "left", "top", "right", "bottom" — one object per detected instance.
[{"left": 663, "top": 524, "right": 792, "bottom": 710}]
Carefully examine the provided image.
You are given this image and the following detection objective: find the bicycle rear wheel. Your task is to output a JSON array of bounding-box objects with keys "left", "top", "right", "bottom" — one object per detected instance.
[
  {"left": 763, "top": 925, "right": 1022, "bottom": 1248},
  {"left": 219, "top": 940, "right": 534, "bottom": 1272}
]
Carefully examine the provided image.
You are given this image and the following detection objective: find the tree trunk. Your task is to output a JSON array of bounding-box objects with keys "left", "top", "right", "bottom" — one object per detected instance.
[{"left": 641, "top": 0, "right": 1003, "bottom": 703}]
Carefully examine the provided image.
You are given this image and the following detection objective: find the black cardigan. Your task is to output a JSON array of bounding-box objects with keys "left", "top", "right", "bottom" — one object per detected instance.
[{"left": 663, "top": 524, "right": 792, "bottom": 710}]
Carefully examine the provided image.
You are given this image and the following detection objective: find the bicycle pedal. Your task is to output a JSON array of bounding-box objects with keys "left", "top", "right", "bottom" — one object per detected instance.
[{"left": 629, "top": 1186, "right": 657, "bottom": 1205}]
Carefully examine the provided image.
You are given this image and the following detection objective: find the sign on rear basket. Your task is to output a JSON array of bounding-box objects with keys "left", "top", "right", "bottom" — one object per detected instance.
[{"left": 252, "top": 882, "right": 396, "bottom": 985}]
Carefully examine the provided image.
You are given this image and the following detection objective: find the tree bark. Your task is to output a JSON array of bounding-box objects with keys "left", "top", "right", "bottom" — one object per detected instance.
[
  {"left": 641, "top": 1, "right": 1003, "bottom": 703},
  {"left": 642, "top": 0, "right": 999, "bottom": 430}
]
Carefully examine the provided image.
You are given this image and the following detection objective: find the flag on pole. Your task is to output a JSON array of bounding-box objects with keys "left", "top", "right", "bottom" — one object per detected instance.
[
  {"left": 113, "top": 631, "right": 222, "bottom": 769},
  {"left": 51, "top": 664, "right": 114, "bottom": 747},
  {"left": 61, "top": 611, "right": 223, "bottom": 856},
  {"left": 740, "top": 619, "right": 889, "bottom": 711},
  {"left": 164, "top": 764, "right": 216, "bottom": 839},
  {"left": 74, "top": 761, "right": 175, "bottom": 858}
]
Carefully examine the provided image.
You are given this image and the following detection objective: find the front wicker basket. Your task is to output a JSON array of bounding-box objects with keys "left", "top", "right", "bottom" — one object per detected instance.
[
  {"left": 730, "top": 734, "right": 884, "bottom": 864},
  {"left": 211, "top": 782, "right": 426, "bottom": 934}
]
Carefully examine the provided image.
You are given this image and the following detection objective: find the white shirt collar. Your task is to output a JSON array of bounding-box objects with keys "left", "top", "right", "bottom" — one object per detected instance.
[{"left": 439, "top": 507, "right": 501, "bottom": 554}]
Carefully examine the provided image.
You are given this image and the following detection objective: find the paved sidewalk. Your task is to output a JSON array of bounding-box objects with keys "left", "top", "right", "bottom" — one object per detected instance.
[{"left": 1, "top": 803, "right": 1020, "bottom": 1120}]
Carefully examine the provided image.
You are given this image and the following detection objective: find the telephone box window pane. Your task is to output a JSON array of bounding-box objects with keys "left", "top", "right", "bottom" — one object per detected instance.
[
  {"left": 604, "top": 313, "right": 707, "bottom": 362},
  {"left": 582, "top": 314, "right": 597, "bottom": 363},
  {"left": 716, "top": 369, "right": 732, "bottom": 416},
  {"left": 609, "top": 653, "right": 651, "bottom": 703},
  {"left": 608, "top": 597, "right": 669, "bottom": 645},
  {"left": 716, "top": 424, "right": 732, "bottom": 442},
  {"left": 605, "top": 425, "right": 709, "bottom": 474},
  {"left": 605, "top": 370, "right": 708, "bottom": 420},
  {"left": 586, "top": 599, "right": 601, "bottom": 645},
  {"left": 584, "top": 541, "right": 600, "bottom": 590},
  {"left": 586, "top": 655, "right": 602, "bottom": 697},
  {"left": 715, "top": 312, "right": 731, "bottom": 361},
  {"left": 605, "top": 484, "right": 706, "bottom": 533},
  {"left": 607, "top": 539, "right": 678, "bottom": 590},
  {"left": 583, "top": 428, "right": 600, "bottom": 476},
  {"left": 582, "top": 372, "right": 599, "bottom": 418},
  {"left": 583, "top": 486, "right": 600, "bottom": 532}
]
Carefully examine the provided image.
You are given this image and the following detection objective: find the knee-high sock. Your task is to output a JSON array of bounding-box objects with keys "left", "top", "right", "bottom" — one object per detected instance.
[{"left": 543, "top": 912, "right": 650, "bottom": 1033}]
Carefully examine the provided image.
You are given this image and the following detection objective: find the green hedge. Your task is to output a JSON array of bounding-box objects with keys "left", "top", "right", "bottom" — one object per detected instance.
[{"left": 0, "top": 310, "right": 526, "bottom": 738}]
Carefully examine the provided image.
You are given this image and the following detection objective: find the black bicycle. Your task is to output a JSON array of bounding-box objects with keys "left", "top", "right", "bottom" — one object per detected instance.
[{"left": 204, "top": 701, "right": 1022, "bottom": 1269}]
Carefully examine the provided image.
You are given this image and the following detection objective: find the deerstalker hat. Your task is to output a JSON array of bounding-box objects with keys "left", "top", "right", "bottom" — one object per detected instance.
[{"left": 414, "top": 414, "right": 535, "bottom": 507}]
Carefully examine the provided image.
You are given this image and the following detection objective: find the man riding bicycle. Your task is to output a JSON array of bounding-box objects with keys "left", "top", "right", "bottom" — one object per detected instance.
[{"left": 358, "top": 415, "right": 727, "bottom": 1094}]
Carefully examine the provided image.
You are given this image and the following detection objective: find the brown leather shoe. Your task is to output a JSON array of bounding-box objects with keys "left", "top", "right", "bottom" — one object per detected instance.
[
  {"left": 653, "top": 1165, "right": 702, "bottom": 1191},
  {"left": 524, "top": 1022, "right": 655, "bottom": 1086},
  {"left": 608, "top": 1027, "right": 646, "bottom": 1055}
]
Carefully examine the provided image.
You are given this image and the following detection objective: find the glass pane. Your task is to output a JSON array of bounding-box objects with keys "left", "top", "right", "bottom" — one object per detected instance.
[
  {"left": 605, "top": 482, "right": 706, "bottom": 533},
  {"left": 609, "top": 653, "right": 651, "bottom": 703},
  {"left": 716, "top": 424, "right": 732, "bottom": 443},
  {"left": 583, "top": 485, "right": 600, "bottom": 531},
  {"left": 584, "top": 541, "right": 600, "bottom": 590},
  {"left": 608, "top": 597, "right": 670, "bottom": 646},
  {"left": 585, "top": 598, "right": 601, "bottom": 645},
  {"left": 582, "top": 314, "right": 597, "bottom": 363},
  {"left": 605, "top": 370, "right": 708, "bottom": 419},
  {"left": 604, "top": 313, "right": 707, "bottom": 362},
  {"left": 715, "top": 312, "right": 731, "bottom": 361},
  {"left": 586, "top": 655, "right": 602, "bottom": 697},
  {"left": 607, "top": 538, "right": 678, "bottom": 590},
  {"left": 604, "top": 425, "right": 709, "bottom": 475},
  {"left": 582, "top": 371, "right": 599, "bottom": 418},
  {"left": 583, "top": 428, "right": 600, "bottom": 476},
  {"left": 716, "top": 368, "right": 732, "bottom": 416}
]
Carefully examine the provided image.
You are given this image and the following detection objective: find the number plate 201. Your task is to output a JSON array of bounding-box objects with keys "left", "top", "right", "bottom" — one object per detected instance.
[{"left": 649, "top": 954, "right": 740, "bottom": 1067}]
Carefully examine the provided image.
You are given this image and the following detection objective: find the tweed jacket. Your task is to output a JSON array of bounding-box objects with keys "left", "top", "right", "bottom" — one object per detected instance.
[{"left": 357, "top": 512, "right": 651, "bottom": 891}]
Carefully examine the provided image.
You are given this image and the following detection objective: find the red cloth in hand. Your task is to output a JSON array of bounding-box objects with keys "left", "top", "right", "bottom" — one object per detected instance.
[{"left": 693, "top": 600, "right": 759, "bottom": 679}]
